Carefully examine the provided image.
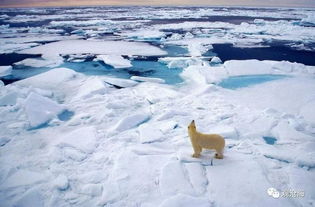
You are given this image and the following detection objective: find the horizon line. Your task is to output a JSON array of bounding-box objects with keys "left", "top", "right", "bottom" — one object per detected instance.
[{"left": 1, "top": 4, "right": 315, "bottom": 9}]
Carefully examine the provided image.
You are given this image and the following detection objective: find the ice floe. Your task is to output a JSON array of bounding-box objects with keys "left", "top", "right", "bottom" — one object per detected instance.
[
  {"left": 54, "top": 126, "right": 97, "bottom": 154},
  {"left": 102, "top": 77, "right": 138, "bottom": 88},
  {"left": 20, "top": 40, "right": 167, "bottom": 57},
  {"left": 0, "top": 66, "right": 12, "bottom": 77},
  {"left": 15, "top": 68, "right": 77, "bottom": 89},
  {"left": 1, "top": 170, "right": 47, "bottom": 189},
  {"left": 1, "top": 6, "right": 315, "bottom": 207},
  {"left": 97, "top": 54, "right": 132, "bottom": 69},
  {"left": 74, "top": 77, "right": 108, "bottom": 99},
  {"left": 111, "top": 112, "right": 150, "bottom": 133},
  {"left": 24, "top": 92, "right": 66, "bottom": 128},
  {"left": 131, "top": 76, "right": 165, "bottom": 84},
  {"left": 14, "top": 55, "right": 64, "bottom": 68}
]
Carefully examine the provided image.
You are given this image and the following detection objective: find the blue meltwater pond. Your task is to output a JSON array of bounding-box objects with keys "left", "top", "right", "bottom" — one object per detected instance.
[
  {"left": 263, "top": 136, "right": 277, "bottom": 145},
  {"left": 218, "top": 74, "right": 288, "bottom": 89}
]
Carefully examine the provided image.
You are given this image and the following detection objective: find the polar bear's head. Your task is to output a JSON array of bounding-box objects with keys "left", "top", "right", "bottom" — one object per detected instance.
[{"left": 188, "top": 120, "right": 197, "bottom": 136}]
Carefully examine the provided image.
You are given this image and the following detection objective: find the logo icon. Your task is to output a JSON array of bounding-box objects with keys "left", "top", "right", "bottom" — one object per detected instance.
[{"left": 267, "top": 187, "right": 280, "bottom": 199}]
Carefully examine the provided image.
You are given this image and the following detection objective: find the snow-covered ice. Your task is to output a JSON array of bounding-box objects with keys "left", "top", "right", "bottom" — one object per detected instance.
[
  {"left": 1, "top": 6, "right": 315, "bottom": 207},
  {"left": 15, "top": 68, "right": 77, "bottom": 89},
  {"left": 102, "top": 77, "right": 138, "bottom": 88},
  {"left": 131, "top": 76, "right": 165, "bottom": 84},
  {"left": 97, "top": 55, "right": 132, "bottom": 69},
  {"left": 24, "top": 92, "right": 66, "bottom": 128},
  {"left": 0, "top": 66, "right": 12, "bottom": 77},
  {"left": 54, "top": 126, "right": 98, "bottom": 154},
  {"left": 20, "top": 40, "right": 167, "bottom": 57},
  {"left": 111, "top": 112, "right": 151, "bottom": 132}
]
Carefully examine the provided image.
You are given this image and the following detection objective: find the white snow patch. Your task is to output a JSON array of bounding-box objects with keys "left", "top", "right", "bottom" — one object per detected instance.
[
  {"left": 300, "top": 99, "right": 315, "bottom": 125},
  {"left": 210, "top": 56, "right": 222, "bottom": 64},
  {"left": 55, "top": 126, "right": 97, "bottom": 154},
  {"left": 0, "top": 91, "right": 19, "bottom": 106},
  {"left": 131, "top": 76, "right": 165, "bottom": 84},
  {"left": 13, "top": 188, "right": 44, "bottom": 207},
  {"left": 187, "top": 42, "right": 212, "bottom": 57},
  {"left": 0, "top": 137, "right": 11, "bottom": 146},
  {"left": 138, "top": 123, "right": 164, "bottom": 144},
  {"left": 134, "top": 82, "right": 179, "bottom": 103},
  {"left": 15, "top": 68, "right": 77, "bottom": 89},
  {"left": 224, "top": 60, "right": 273, "bottom": 76},
  {"left": 20, "top": 40, "right": 167, "bottom": 57},
  {"left": 123, "top": 29, "right": 165, "bottom": 39},
  {"left": 80, "top": 184, "right": 103, "bottom": 196},
  {"left": 185, "top": 163, "right": 208, "bottom": 195},
  {"left": 209, "top": 125, "right": 239, "bottom": 139},
  {"left": 24, "top": 92, "right": 65, "bottom": 128},
  {"left": 138, "top": 120, "right": 176, "bottom": 144},
  {"left": 159, "top": 194, "right": 210, "bottom": 207},
  {"left": 0, "top": 66, "right": 12, "bottom": 77},
  {"left": 75, "top": 77, "right": 108, "bottom": 99},
  {"left": 181, "top": 65, "right": 228, "bottom": 85},
  {"left": 159, "top": 161, "right": 194, "bottom": 196},
  {"left": 301, "top": 14, "right": 315, "bottom": 26},
  {"left": 111, "top": 112, "right": 150, "bottom": 132},
  {"left": 52, "top": 175, "right": 69, "bottom": 191},
  {"left": 1, "top": 170, "right": 46, "bottom": 189},
  {"left": 14, "top": 56, "right": 63, "bottom": 68},
  {"left": 102, "top": 77, "right": 138, "bottom": 88},
  {"left": 159, "top": 57, "right": 205, "bottom": 69},
  {"left": 97, "top": 55, "right": 132, "bottom": 69}
]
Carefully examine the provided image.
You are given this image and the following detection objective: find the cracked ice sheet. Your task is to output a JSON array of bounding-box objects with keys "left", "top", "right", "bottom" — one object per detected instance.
[
  {"left": 204, "top": 149, "right": 295, "bottom": 207},
  {"left": 19, "top": 40, "right": 167, "bottom": 57},
  {"left": 1, "top": 7, "right": 315, "bottom": 207},
  {"left": 1, "top": 63, "right": 315, "bottom": 207}
]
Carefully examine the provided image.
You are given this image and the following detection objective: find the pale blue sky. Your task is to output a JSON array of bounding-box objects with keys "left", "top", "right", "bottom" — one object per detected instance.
[{"left": 0, "top": 0, "right": 315, "bottom": 8}]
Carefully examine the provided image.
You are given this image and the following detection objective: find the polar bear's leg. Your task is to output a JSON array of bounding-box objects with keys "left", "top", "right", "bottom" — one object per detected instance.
[
  {"left": 198, "top": 145, "right": 202, "bottom": 152},
  {"left": 192, "top": 143, "right": 201, "bottom": 158},
  {"left": 215, "top": 149, "right": 224, "bottom": 159}
]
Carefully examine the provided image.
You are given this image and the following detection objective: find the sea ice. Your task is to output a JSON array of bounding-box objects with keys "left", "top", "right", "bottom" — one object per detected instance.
[
  {"left": 210, "top": 56, "right": 222, "bottom": 64},
  {"left": 0, "top": 66, "right": 12, "bottom": 77},
  {"left": 16, "top": 68, "right": 77, "bottom": 89},
  {"left": 14, "top": 56, "right": 63, "bottom": 68},
  {"left": 52, "top": 175, "right": 69, "bottom": 191},
  {"left": 111, "top": 112, "right": 150, "bottom": 132},
  {"left": 24, "top": 92, "right": 66, "bottom": 128},
  {"left": 54, "top": 126, "right": 97, "bottom": 154},
  {"left": 159, "top": 161, "right": 195, "bottom": 196},
  {"left": 0, "top": 91, "right": 19, "bottom": 106},
  {"left": 1, "top": 6, "right": 315, "bottom": 207},
  {"left": 13, "top": 188, "right": 44, "bottom": 207},
  {"left": 138, "top": 122, "right": 164, "bottom": 143},
  {"left": 130, "top": 76, "right": 165, "bottom": 84},
  {"left": 75, "top": 77, "right": 108, "bottom": 99},
  {"left": 20, "top": 40, "right": 167, "bottom": 57},
  {"left": 224, "top": 60, "right": 273, "bottom": 76},
  {"left": 102, "top": 77, "right": 138, "bottom": 88},
  {"left": 0, "top": 137, "right": 11, "bottom": 146},
  {"left": 301, "top": 14, "right": 315, "bottom": 26},
  {"left": 159, "top": 57, "right": 204, "bottom": 69},
  {"left": 159, "top": 194, "right": 210, "bottom": 207},
  {"left": 0, "top": 170, "right": 46, "bottom": 189},
  {"left": 97, "top": 55, "right": 132, "bottom": 69},
  {"left": 123, "top": 29, "right": 165, "bottom": 40}
]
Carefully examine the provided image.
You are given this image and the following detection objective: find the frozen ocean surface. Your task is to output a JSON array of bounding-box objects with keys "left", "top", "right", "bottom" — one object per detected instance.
[
  {"left": 0, "top": 6, "right": 315, "bottom": 207},
  {"left": 218, "top": 74, "right": 288, "bottom": 89}
]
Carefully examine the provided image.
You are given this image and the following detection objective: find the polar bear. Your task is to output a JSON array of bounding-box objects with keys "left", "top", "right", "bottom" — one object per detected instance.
[{"left": 188, "top": 120, "right": 225, "bottom": 159}]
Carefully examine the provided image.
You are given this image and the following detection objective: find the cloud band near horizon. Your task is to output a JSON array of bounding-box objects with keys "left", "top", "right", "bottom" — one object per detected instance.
[{"left": 0, "top": 0, "right": 315, "bottom": 8}]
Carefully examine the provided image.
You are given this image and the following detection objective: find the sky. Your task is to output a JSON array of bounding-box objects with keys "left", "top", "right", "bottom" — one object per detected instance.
[{"left": 0, "top": 0, "right": 315, "bottom": 8}]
